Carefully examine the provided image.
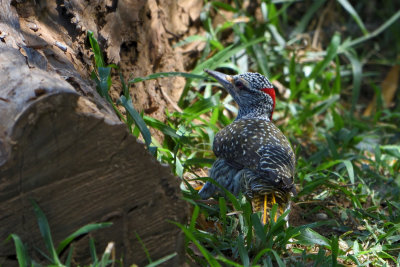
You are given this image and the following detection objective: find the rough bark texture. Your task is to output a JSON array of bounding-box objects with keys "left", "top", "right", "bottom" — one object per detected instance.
[{"left": 0, "top": 0, "right": 202, "bottom": 265}]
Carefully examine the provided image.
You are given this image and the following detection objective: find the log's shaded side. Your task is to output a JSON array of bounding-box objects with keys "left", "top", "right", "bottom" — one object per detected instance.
[{"left": 0, "top": 1, "right": 187, "bottom": 266}]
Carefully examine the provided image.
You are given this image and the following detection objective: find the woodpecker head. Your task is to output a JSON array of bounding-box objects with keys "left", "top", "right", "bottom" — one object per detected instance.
[{"left": 205, "top": 69, "right": 276, "bottom": 121}]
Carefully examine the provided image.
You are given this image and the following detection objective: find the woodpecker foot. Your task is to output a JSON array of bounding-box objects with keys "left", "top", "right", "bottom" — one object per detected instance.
[
  {"left": 193, "top": 185, "right": 203, "bottom": 191},
  {"left": 261, "top": 193, "right": 277, "bottom": 224},
  {"left": 251, "top": 192, "right": 284, "bottom": 225}
]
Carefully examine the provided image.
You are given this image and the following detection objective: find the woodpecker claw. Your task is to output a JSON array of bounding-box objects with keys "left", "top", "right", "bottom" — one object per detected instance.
[
  {"left": 193, "top": 185, "right": 203, "bottom": 191},
  {"left": 272, "top": 193, "right": 277, "bottom": 222},
  {"left": 263, "top": 194, "right": 268, "bottom": 225}
]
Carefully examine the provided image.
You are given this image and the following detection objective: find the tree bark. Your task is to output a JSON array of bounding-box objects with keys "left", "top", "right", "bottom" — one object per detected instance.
[{"left": 0, "top": 0, "right": 191, "bottom": 265}]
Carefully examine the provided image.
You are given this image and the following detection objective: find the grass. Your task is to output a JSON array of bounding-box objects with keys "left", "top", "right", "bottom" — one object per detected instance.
[
  {"left": 88, "top": 1, "right": 399, "bottom": 266},
  {"left": 9, "top": 1, "right": 400, "bottom": 266},
  {"left": 8, "top": 200, "right": 113, "bottom": 267},
  {"left": 8, "top": 200, "right": 177, "bottom": 266},
  {"left": 142, "top": 1, "right": 398, "bottom": 266}
]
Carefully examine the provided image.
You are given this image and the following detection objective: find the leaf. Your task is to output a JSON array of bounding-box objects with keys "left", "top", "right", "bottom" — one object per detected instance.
[
  {"left": 339, "top": 10, "right": 400, "bottom": 49},
  {"left": 57, "top": 223, "right": 112, "bottom": 254},
  {"left": 173, "top": 35, "right": 207, "bottom": 48},
  {"left": 271, "top": 250, "right": 286, "bottom": 267},
  {"left": 89, "top": 237, "right": 98, "bottom": 264},
  {"left": 98, "top": 242, "right": 115, "bottom": 267},
  {"left": 190, "top": 205, "right": 200, "bottom": 232},
  {"left": 211, "top": 1, "right": 239, "bottom": 12},
  {"left": 144, "top": 252, "right": 177, "bottom": 267},
  {"left": 97, "top": 67, "right": 112, "bottom": 98},
  {"left": 175, "top": 156, "right": 184, "bottom": 178},
  {"left": 179, "top": 37, "right": 266, "bottom": 106},
  {"left": 290, "top": 0, "right": 326, "bottom": 38},
  {"left": 309, "top": 33, "right": 341, "bottom": 80},
  {"left": 31, "top": 199, "right": 62, "bottom": 265},
  {"left": 342, "top": 160, "right": 355, "bottom": 184},
  {"left": 217, "top": 257, "right": 252, "bottom": 267},
  {"left": 184, "top": 158, "right": 215, "bottom": 167},
  {"left": 252, "top": 248, "right": 272, "bottom": 264},
  {"left": 7, "top": 234, "right": 31, "bottom": 267},
  {"left": 172, "top": 221, "right": 222, "bottom": 267},
  {"left": 296, "top": 228, "right": 331, "bottom": 248},
  {"left": 237, "top": 234, "right": 250, "bottom": 267},
  {"left": 343, "top": 50, "right": 362, "bottom": 114},
  {"left": 119, "top": 95, "right": 152, "bottom": 149},
  {"left": 128, "top": 72, "right": 205, "bottom": 84},
  {"left": 337, "top": 0, "right": 368, "bottom": 35},
  {"left": 65, "top": 245, "right": 74, "bottom": 267},
  {"left": 331, "top": 236, "right": 339, "bottom": 267},
  {"left": 135, "top": 232, "right": 152, "bottom": 263},
  {"left": 87, "top": 31, "right": 105, "bottom": 68},
  {"left": 193, "top": 37, "right": 266, "bottom": 75},
  {"left": 219, "top": 197, "right": 227, "bottom": 230},
  {"left": 268, "top": 24, "right": 286, "bottom": 47},
  {"left": 182, "top": 97, "right": 217, "bottom": 121}
]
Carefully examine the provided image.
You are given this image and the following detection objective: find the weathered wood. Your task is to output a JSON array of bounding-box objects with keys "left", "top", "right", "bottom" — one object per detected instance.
[{"left": 0, "top": 0, "right": 188, "bottom": 266}]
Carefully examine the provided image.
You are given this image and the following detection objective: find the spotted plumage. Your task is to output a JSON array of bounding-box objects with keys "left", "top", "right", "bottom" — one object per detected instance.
[{"left": 199, "top": 69, "right": 296, "bottom": 224}]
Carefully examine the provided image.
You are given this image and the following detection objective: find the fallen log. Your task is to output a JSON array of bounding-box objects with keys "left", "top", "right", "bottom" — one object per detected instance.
[{"left": 0, "top": 1, "right": 187, "bottom": 266}]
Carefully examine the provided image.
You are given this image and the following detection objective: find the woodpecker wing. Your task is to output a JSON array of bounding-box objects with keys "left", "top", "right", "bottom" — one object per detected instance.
[
  {"left": 213, "top": 118, "right": 295, "bottom": 190},
  {"left": 257, "top": 144, "right": 296, "bottom": 190}
]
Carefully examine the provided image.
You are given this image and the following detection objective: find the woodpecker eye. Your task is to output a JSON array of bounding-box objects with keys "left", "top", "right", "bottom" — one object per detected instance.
[{"left": 235, "top": 80, "right": 244, "bottom": 89}]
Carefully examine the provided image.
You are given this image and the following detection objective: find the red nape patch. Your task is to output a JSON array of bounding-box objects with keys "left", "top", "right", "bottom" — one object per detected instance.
[{"left": 261, "top": 88, "right": 275, "bottom": 120}]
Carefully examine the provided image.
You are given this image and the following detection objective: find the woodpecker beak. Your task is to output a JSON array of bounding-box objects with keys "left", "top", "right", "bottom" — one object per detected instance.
[{"left": 204, "top": 69, "right": 236, "bottom": 93}]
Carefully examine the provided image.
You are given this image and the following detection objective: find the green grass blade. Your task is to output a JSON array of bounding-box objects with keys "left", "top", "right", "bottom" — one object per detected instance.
[
  {"left": 193, "top": 37, "right": 266, "bottom": 74},
  {"left": 212, "top": 1, "right": 239, "bottom": 12},
  {"left": 219, "top": 197, "right": 227, "bottom": 230},
  {"left": 251, "top": 213, "right": 266, "bottom": 246},
  {"left": 216, "top": 255, "right": 249, "bottom": 267},
  {"left": 89, "top": 237, "right": 98, "bottom": 264},
  {"left": 179, "top": 37, "right": 266, "bottom": 106},
  {"left": 342, "top": 160, "right": 355, "bottom": 184},
  {"left": 331, "top": 236, "right": 339, "bottom": 267},
  {"left": 172, "top": 221, "right": 222, "bottom": 267},
  {"left": 128, "top": 72, "right": 205, "bottom": 84},
  {"left": 271, "top": 250, "right": 285, "bottom": 267},
  {"left": 97, "top": 67, "right": 112, "bottom": 98},
  {"left": 135, "top": 232, "right": 152, "bottom": 263},
  {"left": 290, "top": 0, "right": 326, "bottom": 38},
  {"left": 253, "top": 248, "right": 273, "bottom": 265},
  {"left": 340, "top": 10, "right": 400, "bottom": 49},
  {"left": 337, "top": 0, "right": 368, "bottom": 35},
  {"left": 98, "top": 242, "right": 114, "bottom": 267},
  {"left": 144, "top": 252, "right": 177, "bottom": 267},
  {"left": 296, "top": 228, "right": 331, "bottom": 248},
  {"left": 309, "top": 33, "right": 341, "bottom": 80},
  {"left": 65, "top": 245, "right": 74, "bottom": 267},
  {"left": 189, "top": 205, "right": 200, "bottom": 232},
  {"left": 333, "top": 56, "right": 342, "bottom": 94},
  {"left": 88, "top": 31, "right": 105, "bottom": 68},
  {"left": 30, "top": 199, "right": 62, "bottom": 266},
  {"left": 183, "top": 97, "right": 218, "bottom": 122},
  {"left": 56, "top": 223, "right": 112, "bottom": 254},
  {"left": 119, "top": 95, "right": 153, "bottom": 149},
  {"left": 173, "top": 35, "right": 207, "bottom": 48},
  {"left": 252, "top": 43, "right": 270, "bottom": 76},
  {"left": 237, "top": 234, "right": 250, "bottom": 267},
  {"left": 143, "top": 116, "right": 182, "bottom": 140},
  {"left": 343, "top": 50, "right": 362, "bottom": 114},
  {"left": 268, "top": 24, "right": 286, "bottom": 47},
  {"left": 7, "top": 234, "right": 31, "bottom": 267}
]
